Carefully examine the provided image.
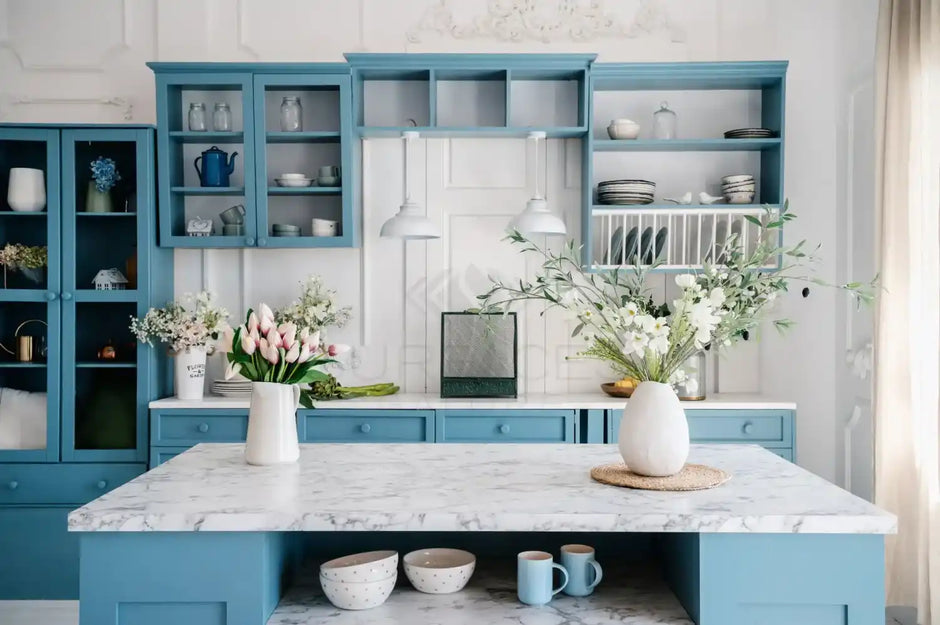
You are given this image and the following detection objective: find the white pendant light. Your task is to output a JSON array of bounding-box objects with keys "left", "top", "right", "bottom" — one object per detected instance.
[
  {"left": 508, "top": 131, "right": 566, "bottom": 237},
  {"left": 380, "top": 131, "right": 440, "bottom": 240}
]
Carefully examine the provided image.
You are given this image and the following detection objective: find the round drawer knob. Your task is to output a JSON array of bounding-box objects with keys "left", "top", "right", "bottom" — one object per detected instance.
[
  {"left": 499, "top": 424, "right": 511, "bottom": 434},
  {"left": 8, "top": 480, "right": 18, "bottom": 490},
  {"left": 96, "top": 480, "right": 108, "bottom": 490},
  {"left": 46, "top": 291, "right": 57, "bottom": 301},
  {"left": 197, "top": 423, "right": 210, "bottom": 433},
  {"left": 359, "top": 423, "right": 371, "bottom": 433},
  {"left": 742, "top": 421, "right": 755, "bottom": 435},
  {"left": 257, "top": 238, "right": 268, "bottom": 247},
  {"left": 245, "top": 237, "right": 255, "bottom": 246},
  {"left": 61, "top": 292, "right": 73, "bottom": 301}
]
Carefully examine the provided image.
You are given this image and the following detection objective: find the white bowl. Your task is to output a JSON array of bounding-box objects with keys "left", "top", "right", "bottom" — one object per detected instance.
[
  {"left": 721, "top": 183, "right": 755, "bottom": 193},
  {"left": 724, "top": 191, "right": 756, "bottom": 204},
  {"left": 320, "top": 573, "right": 396, "bottom": 610},
  {"left": 607, "top": 119, "right": 640, "bottom": 140},
  {"left": 279, "top": 173, "right": 308, "bottom": 180},
  {"left": 721, "top": 174, "right": 754, "bottom": 184},
  {"left": 320, "top": 550, "right": 398, "bottom": 582},
  {"left": 403, "top": 548, "right": 476, "bottom": 594},
  {"left": 276, "top": 178, "right": 313, "bottom": 187}
]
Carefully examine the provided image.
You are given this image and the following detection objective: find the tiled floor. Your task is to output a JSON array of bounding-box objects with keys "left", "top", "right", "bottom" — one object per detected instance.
[{"left": 0, "top": 600, "right": 919, "bottom": 624}]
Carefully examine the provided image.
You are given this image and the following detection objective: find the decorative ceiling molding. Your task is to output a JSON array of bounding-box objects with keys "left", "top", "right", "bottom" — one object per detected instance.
[
  {"left": 0, "top": 0, "right": 132, "bottom": 72},
  {"left": 2, "top": 95, "right": 134, "bottom": 121},
  {"left": 407, "top": 0, "right": 686, "bottom": 44}
]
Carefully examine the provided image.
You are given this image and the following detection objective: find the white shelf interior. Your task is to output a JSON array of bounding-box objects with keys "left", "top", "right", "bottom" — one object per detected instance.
[
  {"left": 263, "top": 87, "right": 340, "bottom": 133},
  {"left": 179, "top": 88, "right": 245, "bottom": 132},
  {"left": 267, "top": 564, "right": 693, "bottom": 625}
]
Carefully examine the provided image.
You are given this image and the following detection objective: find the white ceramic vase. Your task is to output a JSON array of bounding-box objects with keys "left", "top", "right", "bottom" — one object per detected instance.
[
  {"left": 7, "top": 168, "right": 46, "bottom": 212},
  {"left": 245, "top": 382, "right": 300, "bottom": 465},
  {"left": 617, "top": 381, "right": 689, "bottom": 477},
  {"left": 174, "top": 347, "right": 207, "bottom": 400}
]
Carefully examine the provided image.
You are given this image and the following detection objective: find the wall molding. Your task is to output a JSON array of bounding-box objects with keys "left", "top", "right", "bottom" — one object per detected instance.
[
  {"left": 407, "top": 0, "right": 686, "bottom": 44},
  {"left": 0, "top": 94, "right": 134, "bottom": 120}
]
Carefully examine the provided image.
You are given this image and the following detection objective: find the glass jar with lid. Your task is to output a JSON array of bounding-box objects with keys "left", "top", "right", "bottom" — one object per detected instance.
[
  {"left": 279, "top": 96, "right": 303, "bottom": 132},
  {"left": 188, "top": 103, "right": 207, "bottom": 132},
  {"left": 212, "top": 103, "right": 233, "bottom": 132},
  {"left": 652, "top": 101, "right": 677, "bottom": 140}
]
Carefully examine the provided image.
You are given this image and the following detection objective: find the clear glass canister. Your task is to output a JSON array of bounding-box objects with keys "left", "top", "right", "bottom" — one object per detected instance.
[
  {"left": 212, "top": 103, "right": 232, "bottom": 132},
  {"left": 188, "top": 103, "right": 207, "bottom": 132},
  {"left": 280, "top": 96, "right": 303, "bottom": 132},
  {"left": 674, "top": 351, "right": 706, "bottom": 400},
  {"left": 653, "top": 101, "right": 677, "bottom": 140}
]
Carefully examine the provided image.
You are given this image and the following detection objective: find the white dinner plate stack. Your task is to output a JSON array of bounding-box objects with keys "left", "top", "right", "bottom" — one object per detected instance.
[
  {"left": 211, "top": 379, "right": 252, "bottom": 398},
  {"left": 723, "top": 127, "right": 775, "bottom": 139},
  {"left": 596, "top": 179, "right": 656, "bottom": 205}
]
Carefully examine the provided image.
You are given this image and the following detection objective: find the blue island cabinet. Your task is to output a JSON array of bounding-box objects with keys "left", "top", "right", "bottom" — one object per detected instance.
[{"left": 0, "top": 124, "right": 172, "bottom": 599}]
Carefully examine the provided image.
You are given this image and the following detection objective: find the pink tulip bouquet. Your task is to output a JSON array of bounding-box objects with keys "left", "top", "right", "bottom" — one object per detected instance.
[{"left": 223, "top": 303, "right": 349, "bottom": 391}]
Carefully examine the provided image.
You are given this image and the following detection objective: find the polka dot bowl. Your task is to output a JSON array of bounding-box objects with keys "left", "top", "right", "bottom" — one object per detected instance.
[
  {"left": 403, "top": 548, "right": 476, "bottom": 594},
  {"left": 320, "top": 550, "right": 399, "bottom": 583},
  {"left": 319, "top": 572, "right": 396, "bottom": 610}
]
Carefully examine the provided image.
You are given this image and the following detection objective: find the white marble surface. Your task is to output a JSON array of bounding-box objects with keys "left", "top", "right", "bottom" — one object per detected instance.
[
  {"left": 149, "top": 392, "right": 797, "bottom": 411},
  {"left": 268, "top": 566, "right": 692, "bottom": 625},
  {"left": 68, "top": 443, "right": 895, "bottom": 534}
]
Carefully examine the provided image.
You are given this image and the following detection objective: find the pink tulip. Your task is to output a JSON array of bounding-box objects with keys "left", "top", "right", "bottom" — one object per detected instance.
[
  {"left": 240, "top": 334, "right": 256, "bottom": 355},
  {"left": 224, "top": 361, "right": 242, "bottom": 380},
  {"left": 266, "top": 328, "right": 282, "bottom": 348},
  {"left": 297, "top": 344, "right": 312, "bottom": 364},
  {"left": 280, "top": 324, "right": 297, "bottom": 349},
  {"left": 259, "top": 337, "right": 269, "bottom": 355},
  {"left": 299, "top": 327, "right": 310, "bottom": 341},
  {"left": 249, "top": 327, "right": 260, "bottom": 345},
  {"left": 265, "top": 344, "right": 279, "bottom": 365},
  {"left": 219, "top": 326, "right": 235, "bottom": 353},
  {"left": 285, "top": 342, "right": 300, "bottom": 363},
  {"left": 328, "top": 344, "right": 350, "bottom": 356},
  {"left": 304, "top": 330, "right": 321, "bottom": 349},
  {"left": 259, "top": 304, "right": 275, "bottom": 333},
  {"left": 247, "top": 312, "right": 259, "bottom": 333}
]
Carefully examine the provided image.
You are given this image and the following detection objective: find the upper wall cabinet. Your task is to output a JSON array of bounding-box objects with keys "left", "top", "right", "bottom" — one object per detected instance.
[
  {"left": 148, "top": 64, "right": 354, "bottom": 248},
  {"left": 345, "top": 54, "right": 594, "bottom": 138}
]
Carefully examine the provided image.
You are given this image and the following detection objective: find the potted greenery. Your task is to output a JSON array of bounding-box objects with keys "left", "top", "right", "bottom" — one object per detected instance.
[{"left": 0, "top": 243, "right": 47, "bottom": 287}]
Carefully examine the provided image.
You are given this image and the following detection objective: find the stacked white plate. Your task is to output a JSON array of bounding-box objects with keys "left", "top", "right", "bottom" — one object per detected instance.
[
  {"left": 723, "top": 127, "right": 775, "bottom": 139},
  {"left": 597, "top": 179, "right": 656, "bottom": 205},
  {"left": 721, "top": 174, "right": 756, "bottom": 204},
  {"left": 211, "top": 379, "right": 252, "bottom": 398},
  {"left": 275, "top": 173, "right": 314, "bottom": 187}
]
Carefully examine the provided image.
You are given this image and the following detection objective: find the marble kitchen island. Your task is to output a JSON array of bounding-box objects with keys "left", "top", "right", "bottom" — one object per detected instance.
[{"left": 68, "top": 444, "right": 895, "bottom": 625}]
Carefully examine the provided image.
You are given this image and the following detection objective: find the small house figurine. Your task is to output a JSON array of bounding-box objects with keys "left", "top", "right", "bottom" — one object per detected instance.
[
  {"left": 186, "top": 216, "right": 214, "bottom": 237},
  {"left": 92, "top": 268, "right": 128, "bottom": 291}
]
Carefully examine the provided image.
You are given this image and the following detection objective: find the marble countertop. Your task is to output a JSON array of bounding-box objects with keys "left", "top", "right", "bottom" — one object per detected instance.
[
  {"left": 149, "top": 392, "right": 797, "bottom": 411},
  {"left": 68, "top": 443, "right": 895, "bottom": 534}
]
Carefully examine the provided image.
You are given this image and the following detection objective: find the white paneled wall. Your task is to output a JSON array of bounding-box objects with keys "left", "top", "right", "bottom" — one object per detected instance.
[{"left": 0, "top": 0, "right": 879, "bottom": 487}]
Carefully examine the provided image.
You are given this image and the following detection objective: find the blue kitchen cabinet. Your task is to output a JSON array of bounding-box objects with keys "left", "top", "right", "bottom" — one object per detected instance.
[
  {"left": 607, "top": 408, "right": 796, "bottom": 460},
  {"left": 304, "top": 410, "right": 433, "bottom": 443},
  {"left": 0, "top": 124, "right": 171, "bottom": 599},
  {"left": 151, "top": 409, "right": 251, "bottom": 447},
  {"left": 435, "top": 410, "right": 577, "bottom": 443}
]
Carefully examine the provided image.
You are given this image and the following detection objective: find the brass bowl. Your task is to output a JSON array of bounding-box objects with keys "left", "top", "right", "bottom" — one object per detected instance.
[{"left": 601, "top": 382, "right": 635, "bottom": 398}]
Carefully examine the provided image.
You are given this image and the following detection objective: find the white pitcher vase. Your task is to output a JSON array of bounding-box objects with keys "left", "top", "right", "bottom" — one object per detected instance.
[
  {"left": 617, "top": 381, "right": 689, "bottom": 476},
  {"left": 174, "top": 347, "right": 207, "bottom": 400},
  {"left": 245, "top": 382, "right": 300, "bottom": 465}
]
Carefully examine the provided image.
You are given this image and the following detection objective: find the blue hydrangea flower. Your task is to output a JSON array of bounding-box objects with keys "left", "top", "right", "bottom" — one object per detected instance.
[{"left": 90, "top": 157, "right": 121, "bottom": 192}]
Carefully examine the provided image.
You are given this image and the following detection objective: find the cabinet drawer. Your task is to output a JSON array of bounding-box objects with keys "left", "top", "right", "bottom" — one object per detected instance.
[
  {"left": 0, "top": 463, "right": 145, "bottom": 505},
  {"left": 437, "top": 410, "right": 576, "bottom": 443},
  {"left": 304, "top": 410, "right": 432, "bottom": 443},
  {"left": 609, "top": 409, "right": 791, "bottom": 445},
  {"left": 149, "top": 446, "right": 191, "bottom": 468},
  {"left": 151, "top": 410, "right": 250, "bottom": 446}
]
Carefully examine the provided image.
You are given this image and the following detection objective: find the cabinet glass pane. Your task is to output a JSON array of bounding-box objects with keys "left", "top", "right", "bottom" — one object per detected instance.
[
  {"left": 0, "top": 139, "right": 50, "bottom": 290},
  {"left": 0, "top": 302, "right": 50, "bottom": 451},
  {"left": 72, "top": 140, "right": 138, "bottom": 291}
]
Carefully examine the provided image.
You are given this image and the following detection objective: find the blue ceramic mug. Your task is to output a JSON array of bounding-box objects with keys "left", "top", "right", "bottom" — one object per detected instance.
[
  {"left": 560, "top": 544, "right": 603, "bottom": 597},
  {"left": 517, "top": 551, "right": 568, "bottom": 605}
]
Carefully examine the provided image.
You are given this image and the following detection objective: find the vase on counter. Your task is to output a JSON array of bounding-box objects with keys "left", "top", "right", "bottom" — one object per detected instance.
[
  {"left": 245, "top": 382, "right": 300, "bottom": 465},
  {"left": 617, "top": 381, "right": 689, "bottom": 476},
  {"left": 175, "top": 346, "right": 207, "bottom": 400},
  {"left": 85, "top": 181, "right": 113, "bottom": 213}
]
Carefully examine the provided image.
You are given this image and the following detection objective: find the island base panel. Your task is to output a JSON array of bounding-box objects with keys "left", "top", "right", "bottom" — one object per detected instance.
[{"left": 78, "top": 531, "right": 884, "bottom": 625}]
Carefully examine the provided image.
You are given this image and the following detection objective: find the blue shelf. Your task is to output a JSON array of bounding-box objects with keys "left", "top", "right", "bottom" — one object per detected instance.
[
  {"left": 73, "top": 290, "right": 139, "bottom": 303},
  {"left": 262, "top": 236, "right": 348, "bottom": 248},
  {"left": 593, "top": 138, "right": 781, "bottom": 152},
  {"left": 0, "top": 211, "right": 46, "bottom": 217},
  {"left": 76, "top": 212, "right": 136, "bottom": 217},
  {"left": 267, "top": 186, "right": 341, "bottom": 195},
  {"left": 168, "top": 131, "right": 243, "bottom": 143},
  {"left": 0, "top": 362, "right": 47, "bottom": 368},
  {"left": 171, "top": 186, "right": 245, "bottom": 195},
  {"left": 75, "top": 362, "right": 136, "bottom": 369},
  {"left": 591, "top": 204, "right": 779, "bottom": 212},
  {"left": 265, "top": 131, "right": 340, "bottom": 143},
  {"left": 0, "top": 289, "right": 52, "bottom": 303},
  {"left": 358, "top": 126, "right": 586, "bottom": 138}
]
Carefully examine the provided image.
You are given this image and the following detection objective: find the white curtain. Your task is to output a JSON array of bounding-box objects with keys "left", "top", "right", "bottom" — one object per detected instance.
[{"left": 874, "top": 1, "right": 940, "bottom": 623}]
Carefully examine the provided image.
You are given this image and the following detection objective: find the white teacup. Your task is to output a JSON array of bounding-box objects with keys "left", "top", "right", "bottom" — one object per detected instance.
[{"left": 312, "top": 218, "right": 337, "bottom": 236}]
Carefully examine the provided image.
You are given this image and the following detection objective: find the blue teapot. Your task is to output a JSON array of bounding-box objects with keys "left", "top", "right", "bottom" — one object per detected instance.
[{"left": 194, "top": 146, "right": 238, "bottom": 187}]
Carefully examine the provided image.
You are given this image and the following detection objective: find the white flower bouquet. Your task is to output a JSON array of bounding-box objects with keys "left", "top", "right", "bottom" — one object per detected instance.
[
  {"left": 130, "top": 291, "right": 229, "bottom": 353},
  {"left": 276, "top": 275, "right": 352, "bottom": 337}
]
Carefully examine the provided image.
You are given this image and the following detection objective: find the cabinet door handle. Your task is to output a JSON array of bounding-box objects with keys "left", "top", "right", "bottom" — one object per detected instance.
[
  {"left": 7, "top": 480, "right": 18, "bottom": 490},
  {"left": 359, "top": 423, "right": 371, "bottom": 433},
  {"left": 499, "top": 424, "right": 511, "bottom": 434},
  {"left": 198, "top": 423, "right": 210, "bottom": 433},
  {"left": 61, "top": 292, "right": 73, "bottom": 301},
  {"left": 257, "top": 238, "right": 268, "bottom": 247},
  {"left": 96, "top": 480, "right": 108, "bottom": 490},
  {"left": 46, "top": 291, "right": 57, "bottom": 301},
  {"left": 742, "top": 421, "right": 754, "bottom": 435},
  {"left": 245, "top": 237, "right": 255, "bottom": 246}
]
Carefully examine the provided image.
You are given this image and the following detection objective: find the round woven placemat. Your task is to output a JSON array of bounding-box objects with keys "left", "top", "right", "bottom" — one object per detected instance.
[{"left": 590, "top": 462, "right": 731, "bottom": 491}]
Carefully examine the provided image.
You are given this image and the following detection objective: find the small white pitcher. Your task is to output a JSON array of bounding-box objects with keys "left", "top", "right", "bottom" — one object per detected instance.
[{"left": 245, "top": 381, "right": 300, "bottom": 465}]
